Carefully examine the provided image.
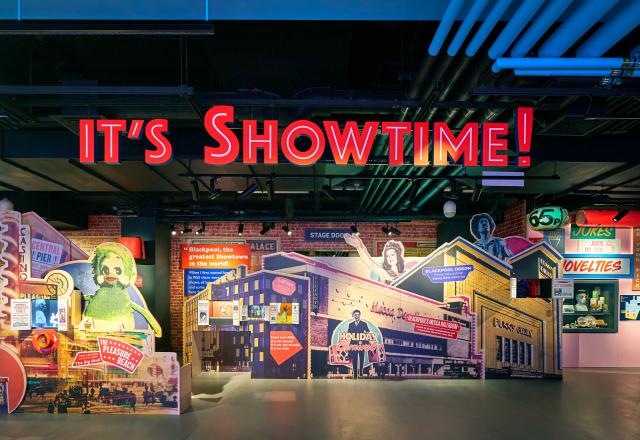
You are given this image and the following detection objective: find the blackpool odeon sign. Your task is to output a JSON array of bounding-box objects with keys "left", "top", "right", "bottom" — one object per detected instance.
[{"left": 78, "top": 106, "right": 534, "bottom": 168}]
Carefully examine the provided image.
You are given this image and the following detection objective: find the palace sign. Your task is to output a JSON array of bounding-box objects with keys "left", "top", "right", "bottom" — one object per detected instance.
[{"left": 79, "top": 106, "right": 534, "bottom": 167}]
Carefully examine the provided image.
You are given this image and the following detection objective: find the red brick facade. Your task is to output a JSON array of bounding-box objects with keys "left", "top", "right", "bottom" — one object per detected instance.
[
  {"left": 63, "top": 215, "right": 122, "bottom": 255},
  {"left": 494, "top": 200, "right": 527, "bottom": 238},
  {"left": 169, "top": 221, "right": 439, "bottom": 356}
]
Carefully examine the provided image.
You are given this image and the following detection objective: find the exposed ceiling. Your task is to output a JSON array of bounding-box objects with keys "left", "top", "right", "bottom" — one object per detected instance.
[{"left": 0, "top": 3, "right": 639, "bottom": 228}]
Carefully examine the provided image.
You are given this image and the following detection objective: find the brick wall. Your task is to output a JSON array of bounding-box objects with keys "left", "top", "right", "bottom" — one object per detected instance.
[
  {"left": 64, "top": 215, "right": 122, "bottom": 255},
  {"left": 170, "top": 220, "right": 438, "bottom": 355},
  {"left": 494, "top": 200, "right": 527, "bottom": 238}
]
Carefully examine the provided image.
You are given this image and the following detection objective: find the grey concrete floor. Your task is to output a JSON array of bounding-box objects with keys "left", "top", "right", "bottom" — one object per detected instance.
[{"left": 2, "top": 369, "right": 640, "bottom": 440}]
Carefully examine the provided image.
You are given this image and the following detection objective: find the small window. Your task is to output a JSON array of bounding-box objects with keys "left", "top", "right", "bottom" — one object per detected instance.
[
  {"left": 504, "top": 339, "right": 511, "bottom": 363},
  {"left": 496, "top": 336, "right": 503, "bottom": 362},
  {"left": 512, "top": 340, "right": 518, "bottom": 364},
  {"left": 519, "top": 342, "right": 525, "bottom": 365}
]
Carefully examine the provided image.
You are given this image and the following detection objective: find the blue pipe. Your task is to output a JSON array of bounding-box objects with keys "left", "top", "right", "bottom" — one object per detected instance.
[
  {"left": 510, "top": 0, "right": 574, "bottom": 57},
  {"left": 577, "top": 0, "right": 640, "bottom": 57},
  {"left": 447, "top": 0, "right": 489, "bottom": 56},
  {"left": 493, "top": 57, "right": 625, "bottom": 72},
  {"left": 515, "top": 69, "right": 640, "bottom": 76},
  {"left": 465, "top": 0, "right": 512, "bottom": 56},
  {"left": 538, "top": 0, "right": 620, "bottom": 57},
  {"left": 428, "top": 0, "right": 465, "bottom": 56},
  {"left": 488, "top": 0, "right": 545, "bottom": 59}
]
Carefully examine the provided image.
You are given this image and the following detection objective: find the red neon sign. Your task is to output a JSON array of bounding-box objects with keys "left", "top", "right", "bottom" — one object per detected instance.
[{"left": 79, "top": 106, "right": 533, "bottom": 167}]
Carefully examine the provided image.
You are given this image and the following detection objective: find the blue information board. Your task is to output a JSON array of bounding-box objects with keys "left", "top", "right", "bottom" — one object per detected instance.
[{"left": 185, "top": 268, "right": 231, "bottom": 296}]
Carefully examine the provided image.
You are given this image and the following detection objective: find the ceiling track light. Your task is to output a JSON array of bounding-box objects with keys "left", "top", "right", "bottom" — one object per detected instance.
[
  {"left": 389, "top": 225, "right": 401, "bottom": 236},
  {"left": 613, "top": 208, "right": 629, "bottom": 223},
  {"left": 240, "top": 180, "right": 258, "bottom": 200},
  {"left": 170, "top": 224, "right": 177, "bottom": 236},
  {"left": 260, "top": 222, "right": 275, "bottom": 235},
  {"left": 381, "top": 224, "right": 391, "bottom": 236},
  {"left": 195, "top": 221, "right": 205, "bottom": 235},
  {"left": 238, "top": 223, "right": 244, "bottom": 237},
  {"left": 282, "top": 223, "right": 292, "bottom": 236},
  {"left": 350, "top": 224, "right": 359, "bottom": 236}
]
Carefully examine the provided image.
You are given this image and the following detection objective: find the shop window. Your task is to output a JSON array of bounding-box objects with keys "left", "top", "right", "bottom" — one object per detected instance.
[
  {"left": 504, "top": 339, "right": 511, "bottom": 363},
  {"left": 512, "top": 340, "right": 518, "bottom": 364},
  {"left": 527, "top": 344, "right": 533, "bottom": 367},
  {"left": 496, "top": 336, "right": 502, "bottom": 361},
  {"left": 519, "top": 341, "right": 525, "bottom": 365}
]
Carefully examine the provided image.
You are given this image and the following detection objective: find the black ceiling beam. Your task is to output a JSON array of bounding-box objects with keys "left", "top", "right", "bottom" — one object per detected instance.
[
  {"left": 0, "top": 158, "right": 79, "bottom": 191},
  {"left": 0, "top": 192, "right": 87, "bottom": 229},
  {"left": 0, "top": 85, "right": 193, "bottom": 95},
  {"left": 0, "top": 21, "right": 215, "bottom": 36},
  {"left": 67, "top": 159, "right": 141, "bottom": 206},
  {"left": 552, "top": 163, "right": 639, "bottom": 200},
  {"left": 144, "top": 164, "right": 185, "bottom": 193},
  {"left": 474, "top": 87, "right": 640, "bottom": 97}
]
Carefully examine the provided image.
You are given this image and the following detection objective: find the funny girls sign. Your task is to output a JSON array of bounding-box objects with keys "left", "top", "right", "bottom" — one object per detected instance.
[{"left": 78, "top": 106, "right": 534, "bottom": 167}]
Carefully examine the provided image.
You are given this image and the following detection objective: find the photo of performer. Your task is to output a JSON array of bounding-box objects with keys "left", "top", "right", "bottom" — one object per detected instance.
[
  {"left": 344, "top": 233, "right": 406, "bottom": 284},
  {"left": 469, "top": 213, "right": 512, "bottom": 261},
  {"left": 348, "top": 310, "right": 371, "bottom": 379}
]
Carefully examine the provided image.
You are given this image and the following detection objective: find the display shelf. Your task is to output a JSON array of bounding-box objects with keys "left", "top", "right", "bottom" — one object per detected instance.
[{"left": 561, "top": 280, "right": 618, "bottom": 334}]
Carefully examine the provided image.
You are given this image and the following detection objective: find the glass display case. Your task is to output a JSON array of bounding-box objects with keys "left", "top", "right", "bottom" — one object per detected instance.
[{"left": 562, "top": 280, "right": 618, "bottom": 333}]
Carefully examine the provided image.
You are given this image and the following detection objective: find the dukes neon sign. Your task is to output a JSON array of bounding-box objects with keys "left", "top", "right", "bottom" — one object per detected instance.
[{"left": 79, "top": 106, "right": 533, "bottom": 167}]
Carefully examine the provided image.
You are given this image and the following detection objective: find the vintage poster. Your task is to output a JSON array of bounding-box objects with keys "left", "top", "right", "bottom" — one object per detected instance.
[
  {"left": 197, "top": 300, "right": 210, "bottom": 325},
  {"left": 10, "top": 298, "right": 31, "bottom": 330}
]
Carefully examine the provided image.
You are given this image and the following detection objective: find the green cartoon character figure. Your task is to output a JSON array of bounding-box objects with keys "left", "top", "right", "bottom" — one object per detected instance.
[{"left": 82, "top": 242, "right": 161, "bottom": 336}]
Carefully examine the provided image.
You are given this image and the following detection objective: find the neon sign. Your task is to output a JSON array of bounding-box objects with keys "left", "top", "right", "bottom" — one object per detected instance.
[{"left": 79, "top": 106, "right": 534, "bottom": 167}]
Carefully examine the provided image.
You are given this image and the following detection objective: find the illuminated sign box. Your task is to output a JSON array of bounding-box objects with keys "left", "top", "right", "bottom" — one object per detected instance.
[{"left": 562, "top": 254, "right": 633, "bottom": 279}]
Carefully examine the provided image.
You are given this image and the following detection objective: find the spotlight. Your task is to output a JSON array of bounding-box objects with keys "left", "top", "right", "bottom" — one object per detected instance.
[
  {"left": 282, "top": 223, "right": 292, "bottom": 236},
  {"left": 240, "top": 182, "right": 258, "bottom": 200},
  {"left": 195, "top": 221, "right": 205, "bottom": 235},
  {"left": 389, "top": 226, "right": 401, "bottom": 236},
  {"left": 322, "top": 185, "right": 336, "bottom": 201},
  {"left": 238, "top": 223, "right": 244, "bottom": 237},
  {"left": 471, "top": 184, "right": 483, "bottom": 203},
  {"left": 350, "top": 224, "right": 359, "bottom": 236},
  {"left": 260, "top": 222, "right": 275, "bottom": 235},
  {"left": 443, "top": 200, "right": 457, "bottom": 218},
  {"left": 191, "top": 180, "right": 200, "bottom": 201},
  {"left": 381, "top": 224, "right": 391, "bottom": 236},
  {"left": 613, "top": 208, "right": 629, "bottom": 223},
  {"left": 182, "top": 223, "right": 193, "bottom": 234},
  {"left": 170, "top": 225, "right": 177, "bottom": 236}
]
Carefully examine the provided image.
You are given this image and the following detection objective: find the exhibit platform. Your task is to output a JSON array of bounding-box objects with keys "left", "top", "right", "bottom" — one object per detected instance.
[{"left": 3, "top": 369, "right": 639, "bottom": 440}]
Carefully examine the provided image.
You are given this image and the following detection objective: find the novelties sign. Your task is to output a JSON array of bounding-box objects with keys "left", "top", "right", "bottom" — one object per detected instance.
[
  {"left": 97, "top": 337, "right": 145, "bottom": 373},
  {"left": 78, "top": 106, "right": 534, "bottom": 168},
  {"left": 562, "top": 255, "right": 633, "bottom": 279}
]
